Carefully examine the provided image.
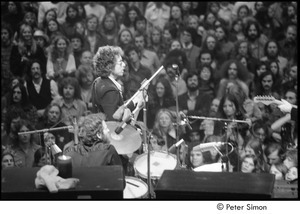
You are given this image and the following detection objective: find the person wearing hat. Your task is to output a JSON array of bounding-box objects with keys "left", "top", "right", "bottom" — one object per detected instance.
[{"left": 33, "top": 29, "right": 49, "bottom": 56}]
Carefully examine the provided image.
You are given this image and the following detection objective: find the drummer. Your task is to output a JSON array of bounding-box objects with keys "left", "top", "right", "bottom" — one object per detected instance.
[{"left": 63, "top": 113, "right": 123, "bottom": 167}]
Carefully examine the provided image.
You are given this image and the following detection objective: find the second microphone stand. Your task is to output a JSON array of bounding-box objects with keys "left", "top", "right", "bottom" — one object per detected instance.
[{"left": 174, "top": 72, "right": 181, "bottom": 167}]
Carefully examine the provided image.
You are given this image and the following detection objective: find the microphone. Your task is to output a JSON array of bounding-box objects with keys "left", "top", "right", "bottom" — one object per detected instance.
[
  {"left": 180, "top": 112, "right": 192, "bottom": 130},
  {"left": 172, "top": 64, "right": 180, "bottom": 76},
  {"left": 168, "top": 139, "right": 185, "bottom": 153},
  {"left": 114, "top": 119, "right": 131, "bottom": 135},
  {"left": 194, "top": 142, "right": 226, "bottom": 152}
]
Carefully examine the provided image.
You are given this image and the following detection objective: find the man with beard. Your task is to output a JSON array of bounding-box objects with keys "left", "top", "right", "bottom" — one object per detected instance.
[
  {"left": 24, "top": 60, "right": 59, "bottom": 120},
  {"left": 278, "top": 24, "right": 297, "bottom": 62},
  {"left": 178, "top": 72, "right": 213, "bottom": 117},
  {"left": 256, "top": 71, "right": 280, "bottom": 97},
  {"left": 244, "top": 20, "right": 268, "bottom": 59},
  {"left": 260, "top": 40, "right": 288, "bottom": 78}
]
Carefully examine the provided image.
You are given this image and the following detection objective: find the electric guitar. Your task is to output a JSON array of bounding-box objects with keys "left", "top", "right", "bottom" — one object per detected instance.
[{"left": 253, "top": 96, "right": 297, "bottom": 108}]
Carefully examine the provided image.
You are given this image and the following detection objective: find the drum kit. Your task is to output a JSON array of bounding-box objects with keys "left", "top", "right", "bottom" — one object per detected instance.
[
  {"left": 106, "top": 121, "right": 233, "bottom": 199},
  {"left": 105, "top": 121, "right": 178, "bottom": 199}
]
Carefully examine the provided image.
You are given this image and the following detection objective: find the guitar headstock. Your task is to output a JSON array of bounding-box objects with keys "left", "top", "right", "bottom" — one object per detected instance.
[{"left": 253, "top": 95, "right": 283, "bottom": 106}]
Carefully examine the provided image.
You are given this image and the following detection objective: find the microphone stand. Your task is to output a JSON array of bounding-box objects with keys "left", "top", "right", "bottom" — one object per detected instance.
[
  {"left": 141, "top": 89, "right": 154, "bottom": 199},
  {"left": 223, "top": 122, "right": 230, "bottom": 172},
  {"left": 174, "top": 72, "right": 180, "bottom": 167}
]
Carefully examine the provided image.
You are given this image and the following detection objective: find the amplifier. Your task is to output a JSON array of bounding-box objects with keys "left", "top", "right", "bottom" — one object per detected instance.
[
  {"left": 1, "top": 166, "right": 124, "bottom": 200},
  {"left": 155, "top": 170, "right": 275, "bottom": 199}
]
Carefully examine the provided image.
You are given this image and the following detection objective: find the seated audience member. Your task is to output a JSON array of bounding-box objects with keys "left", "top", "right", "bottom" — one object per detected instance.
[
  {"left": 25, "top": 60, "right": 59, "bottom": 120},
  {"left": 10, "top": 23, "right": 46, "bottom": 79},
  {"left": 51, "top": 76, "right": 87, "bottom": 126},
  {"left": 264, "top": 142, "right": 285, "bottom": 170},
  {"left": 147, "top": 77, "right": 176, "bottom": 129},
  {"left": 32, "top": 147, "right": 48, "bottom": 167},
  {"left": 76, "top": 64, "right": 95, "bottom": 111},
  {"left": 60, "top": 4, "right": 81, "bottom": 40},
  {"left": 36, "top": 103, "right": 72, "bottom": 151},
  {"left": 33, "top": 29, "right": 49, "bottom": 57},
  {"left": 64, "top": 113, "right": 122, "bottom": 167},
  {"left": 260, "top": 40, "right": 288, "bottom": 79},
  {"left": 162, "top": 58, "right": 187, "bottom": 98},
  {"left": 1, "top": 152, "right": 15, "bottom": 169},
  {"left": 179, "top": 27, "right": 201, "bottom": 73},
  {"left": 83, "top": 14, "right": 109, "bottom": 55},
  {"left": 70, "top": 33, "right": 85, "bottom": 68},
  {"left": 187, "top": 148, "right": 205, "bottom": 170},
  {"left": 134, "top": 33, "right": 160, "bottom": 75},
  {"left": 117, "top": 28, "right": 134, "bottom": 51},
  {"left": 4, "top": 83, "right": 39, "bottom": 130},
  {"left": 216, "top": 59, "right": 251, "bottom": 100},
  {"left": 123, "top": 44, "right": 152, "bottom": 100},
  {"left": 151, "top": 109, "right": 184, "bottom": 152},
  {"left": 179, "top": 72, "right": 213, "bottom": 117},
  {"left": 208, "top": 98, "right": 220, "bottom": 117},
  {"left": 100, "top": 13, "right": 119, "bottom": 46},
  {"left": 285, "top": 166, "right": 298, "bottom": 182},
  {"left": 46, "top": 35, "right": 76, "bottom": 81},
  {"left": 269, "top": 163, "right": 288, "bottom": 180},
  {"left": 6, "top": 119, "right": 41, "bottom": 167},
  {"left": 240, "top": 154, "right": 260, "bottom": 173},
  {"left": 283, "top": 149, "right": 298, "bottom": 181},
  {"left": 197, "top": 64, "right": 215, "bottom": 98},
  {"left": 147, "top": 25, "right": 168, "bottom": 65}
]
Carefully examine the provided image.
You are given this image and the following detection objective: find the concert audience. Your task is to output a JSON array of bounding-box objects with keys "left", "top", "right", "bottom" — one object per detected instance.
[{"left": 1, "top": 1, "right": 298, "bottom": 192}]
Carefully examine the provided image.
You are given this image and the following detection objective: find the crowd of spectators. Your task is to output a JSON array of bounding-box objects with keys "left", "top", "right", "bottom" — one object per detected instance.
[{"left": 1, "top": 2, "right": 297, "bottom": 184}]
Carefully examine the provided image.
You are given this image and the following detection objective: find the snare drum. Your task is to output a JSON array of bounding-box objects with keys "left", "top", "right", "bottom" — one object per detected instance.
[
  {"left": 124, "top": 176, "right": 148, "bottom": 199},
  {"left": 134, "top": 151, "right": 177, "bottom": 181}
]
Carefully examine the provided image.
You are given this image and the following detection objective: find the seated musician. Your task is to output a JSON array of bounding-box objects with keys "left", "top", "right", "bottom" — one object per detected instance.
[{"left": 63, "top": 113, "right": 122, "bottom": 167}]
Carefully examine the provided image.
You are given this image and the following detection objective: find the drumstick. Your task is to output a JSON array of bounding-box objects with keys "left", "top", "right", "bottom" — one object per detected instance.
[{"left": 126, "top": 181, "right": 139, "bottom": 187}]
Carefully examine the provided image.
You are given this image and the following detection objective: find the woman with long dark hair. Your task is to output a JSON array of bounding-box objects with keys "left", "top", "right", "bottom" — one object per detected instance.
[{"left": 147, "top": 77, "right": 176, "bottom": 129}]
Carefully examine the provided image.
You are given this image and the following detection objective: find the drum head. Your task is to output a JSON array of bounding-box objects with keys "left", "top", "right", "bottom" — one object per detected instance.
[
  {"left": 124, "top": 176, "right": 148, "bottom": 199},
  {"left": 134, "top": 151, "right": 177, "bottom": 179}
]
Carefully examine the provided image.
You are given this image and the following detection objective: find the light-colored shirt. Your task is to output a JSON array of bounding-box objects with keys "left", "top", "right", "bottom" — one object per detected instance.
[
  {"left": 84, "top": 3, "right": 106, "bottom": 24},
  {"left": 140, "top": 49, "right": 161, "bottom": 75},
  {"left": 10, "top": 143, "right": 41, "bottom": 167},
  {"left": 145, "top": 2, "right": 170, "bottom": 30},
  {"left": 52, "top": 97, "right": 87, "bottom": 126}
]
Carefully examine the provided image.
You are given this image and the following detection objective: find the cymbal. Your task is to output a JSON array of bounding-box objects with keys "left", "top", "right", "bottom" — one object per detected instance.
[{"left": 106, "top": 121, "right": 142, "bottom": 155}]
